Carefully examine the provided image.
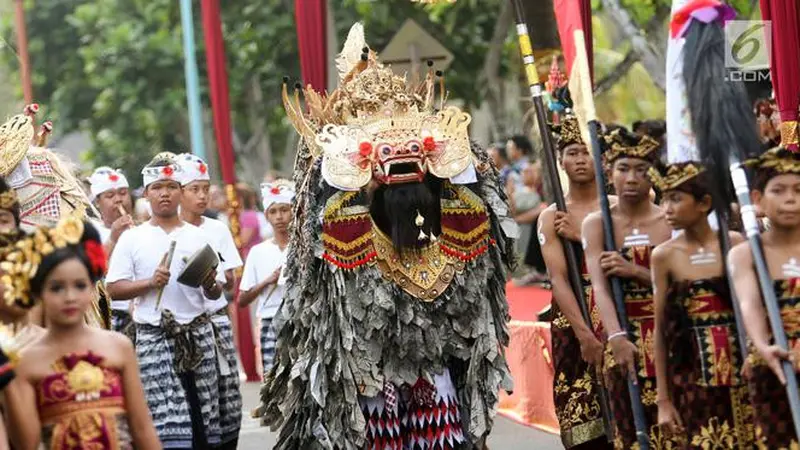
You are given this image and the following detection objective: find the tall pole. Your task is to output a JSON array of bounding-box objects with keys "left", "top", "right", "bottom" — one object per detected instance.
[
  {"left": 13, "top": 0, "right": 33, "bottom": 104},
  {"left": 179, "top": 0, "right": 206, "bottom": 159},
  {"left": 509, "top": 0, "right": 615, "bottom": 443}
]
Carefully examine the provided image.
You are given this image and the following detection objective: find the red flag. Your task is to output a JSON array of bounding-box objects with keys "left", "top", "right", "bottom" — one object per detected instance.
[
  {"left": 760, "top": 0, "right": 800, "bottom": 149},
  {"left": 553, "top": 0, "right": 594, "bottom": 84},
  {"left": 201, "top": 0, "right": 259, "bottom": 382},
  {"left": 295, "top": 0, "right": 328, "bottom": 91}
]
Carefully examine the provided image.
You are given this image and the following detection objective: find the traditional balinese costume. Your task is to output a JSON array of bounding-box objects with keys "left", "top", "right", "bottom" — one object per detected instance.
[
  {"left": 548, "top": 113, "right": 609, "bottom": 447},
  {"left": 597, "top": 131, "right": 683, "bottom": 449},
  {"left": 176, "top": 153, "right": 243, "bottom": 448},
  {"left": 648, "top": 162, "right": 755, "bottom": 448},
  {"left": 87, "top": 167, "right": 132, "bottom": 334},
  {"left": 105, "top": 152, "right": 226, "bottom": 449},
  {"left": 0, "top": 105, "right": 106, "bottom": 328},
  {"left": 739, "top": 148, "right": 800, "bottom": 449},
  {"left": 255, "top": 23, "right": 515, "bottom": 449}
]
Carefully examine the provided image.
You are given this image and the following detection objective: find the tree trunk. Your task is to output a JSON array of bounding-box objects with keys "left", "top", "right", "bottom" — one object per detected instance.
[
  {"left": 481, "top": 0, "right": 513, "bottom": 141},
  {"left": 600, "top": 0, "right": 667, "bottom": 92}
]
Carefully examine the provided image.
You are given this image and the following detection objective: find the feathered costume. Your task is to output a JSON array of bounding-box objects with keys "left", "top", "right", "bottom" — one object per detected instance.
[{"left": 256, "top": 23, "right": 515, "bottom": 449}]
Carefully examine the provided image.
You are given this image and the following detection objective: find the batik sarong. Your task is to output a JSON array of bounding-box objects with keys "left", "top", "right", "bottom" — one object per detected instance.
[
  {"left": 211, "top": 309, "right": 243, "bottom": 446},
  {"left": 136, "top": 312, "right": 221, "bottom": 449},
  {"left": 260, "top": 317, "right": 276, "bottom": 377}
]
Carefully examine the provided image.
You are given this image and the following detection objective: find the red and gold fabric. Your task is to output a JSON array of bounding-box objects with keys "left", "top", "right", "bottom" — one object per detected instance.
[
  {"left": 746, "top": 278, "right": 800, "bottom": 449},
  {"left": 603, "top": 245, "right": 683, "bottom": 449},
  {"left": 550, "top": 248, "right": 608, "bottom": 447},
  {"left": 36, "top": 352, "right": 132, "bottom": 450},
  {"left": 665, "top": 277, "right": 755, "bottom": 449}
]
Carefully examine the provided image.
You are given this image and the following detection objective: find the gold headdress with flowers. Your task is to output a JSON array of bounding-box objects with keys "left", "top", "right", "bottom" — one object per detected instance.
[
  {"left": 0, "top": 216, "right": 84, "bottom": 309},
  {"left": 745, "top": 146, "right": 800, "bottom": 176},
  {"left": 647, "top": 161, "right": 706, "bottom": 193},
  {"left": 602, "top": 129, "right": 661, "bottom": 165},
  {"left": 284, "top": 23, "right": 474, "bottom": 190}
]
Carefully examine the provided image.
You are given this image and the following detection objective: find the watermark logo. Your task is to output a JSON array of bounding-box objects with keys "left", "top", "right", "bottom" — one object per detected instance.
[{"left": 725, "top": 20, "right": 771, "bottom": 81}]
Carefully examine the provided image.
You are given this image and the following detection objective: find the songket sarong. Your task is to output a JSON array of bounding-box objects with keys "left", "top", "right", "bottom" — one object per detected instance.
[
  {"left": 665, "top": 277, "right": 755, "bottom": 449},
  {"left": 602, "top": 245, "right": 682, "bottom": 449},
  {"left": 260, "top": 317, "right": 276, "bottom": 376},
  {"left": 551, "top": 256, "right": 609, "bottom": 447},
  {"left": 37, "top": 352, "right": 133, "bottom": 450},
  {"left": 136, "top": 311, "right": 221, "bottom": 449},
  {"left": 211, "top": 308, "right": 243, "bottom": 445},
  {"left": 358, "top": 369, "right": 465, "bottom": 450},
  {"left": 746, "top": 278, "right": 800, "bottom": 449}
]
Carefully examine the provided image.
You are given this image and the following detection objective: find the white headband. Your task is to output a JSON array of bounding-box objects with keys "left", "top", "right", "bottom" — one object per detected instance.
[
  {"left": 176, "top": 153, "right": 211, "bottom": 186},
  {"left": 260, "top": 182, "right": 295, "bottom": 210},
  {"left": 142, "top": 164, "right": 183, "bottom": 188},
  {"left": 88, "top": 167, "right": 129, "bottom": 201}
]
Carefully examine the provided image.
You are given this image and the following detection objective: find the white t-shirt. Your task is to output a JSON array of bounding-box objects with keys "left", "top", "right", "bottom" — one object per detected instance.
[
  {"left": 106, "top": 221, "right": 226, "bottom": 325},
  {"left": 92, "top": 219, "right": 112, "bottom": 245},
  {"left": 197, "top": 217, "right": 243, "bottom": 313},
  {"left": 240, "top": 240, "right": 286, "bottom": 319}
]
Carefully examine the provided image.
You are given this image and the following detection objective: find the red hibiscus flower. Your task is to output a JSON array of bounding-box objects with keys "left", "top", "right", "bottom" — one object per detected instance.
[
  {"left": 199, "top": 163, "right": 207, "bottom": 175},
  {"left": 162, "top": 166, "right": 174, "bottom": 177},
  {"left": 423, "top": 136, "right": 436, "bottom": 151},
  {"left": 84, "top": 240, "right": 108, "bottom": 277},
  {"left": 270, "top": 187, "right": 281, "bottom": 195},
  {"left": 109, "top": 174, "right": 119, "bottom": 182},
  {"left": 359, "top": 142, "right": 373, "bottom": 158}
]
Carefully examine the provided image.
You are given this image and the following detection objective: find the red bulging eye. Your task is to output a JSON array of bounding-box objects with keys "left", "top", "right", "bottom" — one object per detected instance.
[
  {"left": 359, "top": 142, "right": 373, "bottom": 157},
  {"left": 423, "top": 137, "right": 436, "bottom": 151}
]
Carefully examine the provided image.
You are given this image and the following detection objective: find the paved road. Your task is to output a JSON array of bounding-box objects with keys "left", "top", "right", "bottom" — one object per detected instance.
[{"left": 238, "top": 382, "right": 561, "bottom": 449}]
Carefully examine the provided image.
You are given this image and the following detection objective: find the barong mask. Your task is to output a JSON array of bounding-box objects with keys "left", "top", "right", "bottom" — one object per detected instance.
[{"left": 284, "top": 23, "right": 474, "bottom": 191}]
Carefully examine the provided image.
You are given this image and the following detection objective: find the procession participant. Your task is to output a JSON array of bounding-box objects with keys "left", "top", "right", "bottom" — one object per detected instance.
[
  {"left": 649, "top": 162, "right": 754, "bottom": 447},
  {"left": 87, "top": 167, "right": 135, "bottom": 333},
  {"left": 238, "top": 181, "right": 292, "bottom": 377},
  {"left": 87, "top": 167, "right": 134, "bottom": 253},
  {"left": 728, "top": 147, "right": 800, "bottom": 448},
  {"left": 106, "top": 152, "right": 226, "bottom": 449},
  {"left": 582, "top": 128, "right": 677, "bottom": 448},
  {"left": 176, "top": 152, "right": 243, "bottom": 449},
  {"left": 256, "top": 24, "right": 513, "bottom": 449},
  {"left": 1, "top": 218, "right": 161, "bottom": 449},
  {"left": 538, "top": 111, "right": 612, "bottom": 448},
  {"left": 0, "top": 105, "right": 94, "bottom": 232}
]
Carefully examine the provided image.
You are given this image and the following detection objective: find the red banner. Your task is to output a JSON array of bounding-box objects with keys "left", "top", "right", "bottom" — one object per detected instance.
[
  {"left": 201, "top": 0, "right": 258, "bottom": 382},
  {"left": 553, "top": 0, "right": 594, "bottom": 84},
  {"left": 760, "top": 0, "right": 800, "bottom": 148},
  {"left": 295, "top": 0, "right": 328, "bottom": 91}
]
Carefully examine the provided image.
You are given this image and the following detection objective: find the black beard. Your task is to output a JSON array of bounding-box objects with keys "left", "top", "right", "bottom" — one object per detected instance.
[{"left": 370, "top": 178, "right": 441, "bottom": 254}]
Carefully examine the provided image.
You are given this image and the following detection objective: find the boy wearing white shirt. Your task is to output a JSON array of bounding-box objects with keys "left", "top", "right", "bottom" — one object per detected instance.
[
  {"left": 106, "top": 152, "right": 226, "bottom": 449},
  {"left": 239, "top": 181, "right": 293, "bottom": 376},
  {"left": 87, "top": 166, "right": 135, "bottom": 333},
  {"left": 176, "top": 153, "right": 243, "bottom": 449}
]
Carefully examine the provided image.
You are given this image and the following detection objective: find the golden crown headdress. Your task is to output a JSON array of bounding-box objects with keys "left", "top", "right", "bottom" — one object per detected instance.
[
  {"left": 647, "top": 161, "right": 706, "bottom": 193},
  {"left": 602, "top": 129, "right": 661, "bottom": 165},
  {"left": 0, "top": 216, "right": 84, "bottom": 309},
  {"left": 0, "top": 104, "right": 54, "bottom": 178},
  {"left": 745, "top": 146, "right": 800, "bottom": 176},
  {"left": 550, "top": 113, "right": 583, "bottom": 151},
  {"left": 284, "top": 23, "right": 474, "bottom": 190}
]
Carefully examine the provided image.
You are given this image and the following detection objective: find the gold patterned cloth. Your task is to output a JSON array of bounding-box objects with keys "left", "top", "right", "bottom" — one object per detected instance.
[
  {"left": 665, "top": 278, "right": 755, "bottom": 449},
  {"left": 745, "top": 278, "right": 800, "bottom": 449},
  {"left": 602, "top": 245, "right": 683, "bottom": 449},
  {"left": 551, "top": 254, "right": 609, "bottom": 447},
  {"left": 36, "top": 352, "right": 133, "bottom": 450}
]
